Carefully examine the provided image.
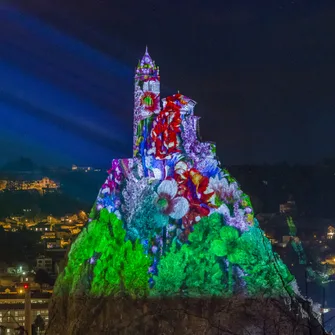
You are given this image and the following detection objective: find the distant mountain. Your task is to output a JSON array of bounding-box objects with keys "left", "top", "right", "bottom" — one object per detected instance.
[{"left": 0, "top": 157, "right": 39, "bottom": 172}]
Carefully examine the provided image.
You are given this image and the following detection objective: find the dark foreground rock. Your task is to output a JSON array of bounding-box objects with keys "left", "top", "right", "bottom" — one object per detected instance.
[{"left": 47, "top": 295, "right": 326, "bottom": 335}]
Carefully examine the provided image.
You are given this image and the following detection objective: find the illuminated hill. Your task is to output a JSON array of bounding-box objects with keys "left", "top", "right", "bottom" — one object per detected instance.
[{"left": 49, "top": 49, "right": 326, "bottom": 335}]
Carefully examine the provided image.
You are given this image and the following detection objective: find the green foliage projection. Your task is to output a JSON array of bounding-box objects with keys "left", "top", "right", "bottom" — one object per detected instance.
[
  {"left": 56, "top": 209, "right": 150, "bottom": 297},
  {"left": 153, "top": 214, "right": 227, "bottom": 297},
  {"left": 57, "top": 210, "right": 294, "bottom": 299},
  {"left": 153, "top": 214, "right": 294, "bottom": 297},
  {"left": 235, "top": 227, "right": 295, "bottom": 296},
  {"left": 152, "top": 242, "right": 188, "bottom": 296}
]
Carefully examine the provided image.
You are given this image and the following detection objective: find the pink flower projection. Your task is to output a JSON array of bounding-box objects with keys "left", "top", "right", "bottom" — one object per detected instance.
[{"left": 156, "top": 179, "right": 189, "bottom": 219}]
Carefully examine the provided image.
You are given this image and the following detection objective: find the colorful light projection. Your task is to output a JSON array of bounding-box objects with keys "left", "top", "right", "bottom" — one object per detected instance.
[{"left": 58, "top": 49, "right": 297, "bottom": 299}]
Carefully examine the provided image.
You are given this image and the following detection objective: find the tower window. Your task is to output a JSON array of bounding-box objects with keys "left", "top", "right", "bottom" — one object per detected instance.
[{"left": 143, "top": 96, "right": 153, "bottom": 106}]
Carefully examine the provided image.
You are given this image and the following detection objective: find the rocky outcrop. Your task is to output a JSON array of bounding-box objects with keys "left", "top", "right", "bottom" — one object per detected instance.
[
  {"left": 47, "top": 295, "right": 325, "bottom": 335},
  {"left": 47, "top": 49, "right": 327, "bottom": 335}
]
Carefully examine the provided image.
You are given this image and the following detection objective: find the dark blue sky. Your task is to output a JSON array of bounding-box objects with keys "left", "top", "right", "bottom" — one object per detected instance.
[{"left": 1, "top": 1, "right": 335, "bottom": 167}]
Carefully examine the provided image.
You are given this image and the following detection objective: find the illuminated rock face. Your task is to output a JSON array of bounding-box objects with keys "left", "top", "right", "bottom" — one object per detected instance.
[
  {"left": 56, "top": 49, "right": 297, "bottom": 299},
  {"left": 48, "top": 48, "right": 327, "bottom": 335}
]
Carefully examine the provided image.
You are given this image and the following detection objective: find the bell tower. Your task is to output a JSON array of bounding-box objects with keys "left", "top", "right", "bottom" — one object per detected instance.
[{"left": 133, "top": 47, "right": 160, "bottom": 157}]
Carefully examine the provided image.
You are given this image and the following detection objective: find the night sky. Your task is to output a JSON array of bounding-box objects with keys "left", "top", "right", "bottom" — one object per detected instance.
[{"left": 1, "top": 0, "right": 335, "bottom": 167}]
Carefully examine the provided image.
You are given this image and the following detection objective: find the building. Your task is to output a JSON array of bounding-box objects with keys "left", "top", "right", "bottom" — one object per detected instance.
[
  {"left": 44, "top": 249, "right": 67, "bottom": 270},
  {"left": 0, "top": 293, "right": 50, "bottom": 334},
  {"left": 279, "top": 200, "right": 297, "bottom": 215},
  {"left": 42, "top": 229, "right": 72, "bottom": 251},
  {"left": 47, "top": 215, "right": 60, "bottom": 225},
  {"left": 60, "top": 214, "right": 78, "bottom": 223},
  {"left": 36, "top": 256, "right": 52, "bottom": 273},
  {"left": 0, "top": 180, "right": 7, "bottom": 191},
  {"left": 41, "top": 232, "right": 56, "bottom": 240},
  {"left": 72, "top": 165, "right": 93, "bottom": 172},
  {"left": 21, "top": 177, "right": 58, "bottom": 191},
  {"left": 46, "top": 240, "right": 61, "bottom": 249},
  {"left": 0, "top": 287, "right": 16, "bottom": 295},
  {"left": 322, "top": 255, "right": 335, "bottom": 266},
  {"left": 16, "top": 280, "right": 40, "bottom": 294},
  {"left": 5, "top": 264, "right": 29, "bottom": 276},
  {"left": 327, "top": 226, "right": 335, "bottom": 239},
  {"left": 0, "top": 177, "right": 59, "bottom": 192},
  {"left": 32, "top": 222, "right": 51, "bottom": 232},
  {"left": 7, "top": 216, "right": 23, "bottom": 223}
]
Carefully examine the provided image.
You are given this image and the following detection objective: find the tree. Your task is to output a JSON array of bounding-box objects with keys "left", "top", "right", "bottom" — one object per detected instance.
[
  {"left": 34, "top": 314, "right": 45, "bottom": 332},
  {"left": 35, "top": 268, "right": 53, "bottom": 286}
]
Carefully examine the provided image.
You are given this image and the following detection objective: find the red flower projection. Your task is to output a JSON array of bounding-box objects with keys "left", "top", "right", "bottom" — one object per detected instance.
[
  {"left": 174, "top": 162, "right": 215, "bottom": 236},
  {"left": 150, "top": 103, "right": 182, "bottom": 159}
]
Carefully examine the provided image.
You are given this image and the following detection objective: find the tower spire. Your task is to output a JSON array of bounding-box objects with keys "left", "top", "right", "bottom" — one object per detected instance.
[{"left": 133, "top": 47, "right": 161, "bottom": 157}]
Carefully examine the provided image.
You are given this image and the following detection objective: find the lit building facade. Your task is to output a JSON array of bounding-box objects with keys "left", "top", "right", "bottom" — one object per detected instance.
[
  {"left": 36, "top": 256, "right": 53, "bottom": 273},
  {"left": 72, "top": 165, "right": 96, "bottom": 172},
  {"left": 0, "top": 294, "right": 49, "bottom": 334},
  {"left": 327, "top": 225, "right": 335, "bottom": 239},
  {"left": 0, "top": 177, "right": 59, "bottom": 192}
]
